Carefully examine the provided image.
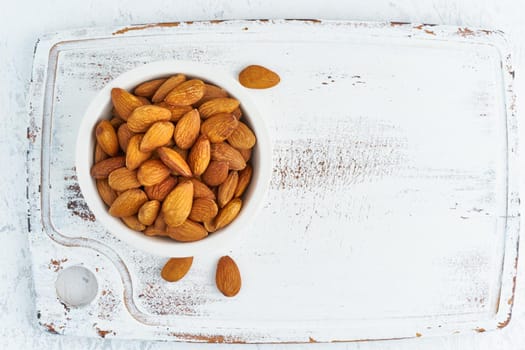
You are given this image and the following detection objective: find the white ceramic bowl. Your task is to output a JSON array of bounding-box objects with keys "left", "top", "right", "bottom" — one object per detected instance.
[{"left": 76, "top": 61, "right": 272, "bottom": 257}]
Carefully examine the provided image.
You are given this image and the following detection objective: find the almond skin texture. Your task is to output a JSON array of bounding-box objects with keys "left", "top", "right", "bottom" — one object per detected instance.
[
  {"left": 203, "top": 220, "right": 217, "bottom": 233},
  {"left": 190, "top": 178, "right": 216, "bottom": 200},
  {"left": 137, "top": 96, "right": 151, "bottom": 105},
  {"left": 127, "top": 105, "right": 172, "bottom": 133},
  {"left": 215, "top": 198, "right": 242, "bottom": 230},
  {"left": 189, "top": 198, "right": 219, "bottom": 222},
  {"left": 144, "top": 176, "right": 177, "bottom": 201},
  {"left": 117, "top": 123, "right": 135, "bottom": 152},
  {"left": 165, "top": 79, "right": 205, "bottom": 106},
  {"left": 134, "top": 78, "right": 167, "bottom": 98},
  {"left": 202, "top": 160, "right": 229, "bottom": 187},
  {"left": 162, "top": 181, "right": 194, "bottom": 227},
  {"left": 216, "top": 256, "right": 241, "bottom": 297},
  {"left": 96, "top": 179, "right": 117, "bottom": 206},
  {"left": 161, "top": 257, "right": 194, "bottom": 282},
  {"left": 111, "top": 88, "right": 144, "bottom": 120},
  {"left": 210, "top": 143, "right": 246, "bottom": 170},
  {"left": 138, "top": 200, "right": 161, "bottom": 226},
  {"left": 91, "top": 156, "right": 126, "bottom": 179},
  {"left": 121, "top": 215, "right": 146, "bottom": 231},
  {"left": 218, "top": 171, "right": 239, "bottom": 208},
  {"left": 239, "top": 65, "right": 280, "bottom": 89},
  {"left": 140, "top": 121, "right": 174, "bottom": 152},
  {"left": 197, "top": 84, "right": 228, "bottom": 106},
  {"left": 95, "top": 120, "right": 119, "bottom": 156},
  {"left": 157, "top": 146, "right": 192, "bottom": 177},
  {"left": 235, "top": 164, "right": 252, "bottom": 197},
  {"left": 94, "top": 143, "right": 108, "bottom": 163},
  {"left": 188, "top": 135, "right": 210, "bottom": 176},
  {"left": 155, "top": 102, "right": 193, "bottom": 121},
  {"left": 239, "top": 148, "right": 252, "bottom": 162},
  {"left": 174, "top": 109, "right": 201, "bottom": 149},
  {"left": 108, "top": 189, "right": 148, "bottom": 217},
  {"left": 126, "top": 134, "right": 152, "bottom": 170},
  {"left": 201, "top": 113, "right": 238, "bottom": 143},
  {"left": 108, "top": 167, "right": 141, "bottom": 191},
  {"left": 198, "top": 98, "right": 240, "bottom": 119},
  {"left": 152, "top": 74, "right": 186, "bottom": 103},
  {"left": 137, "top": 159, "right": 171, "bottom": 186},
  {"left": 227, "top": 122, "right": 256, "bottom": 149},
  {"left": 167, "top": 220, "right": 208, "bottom": 242}
]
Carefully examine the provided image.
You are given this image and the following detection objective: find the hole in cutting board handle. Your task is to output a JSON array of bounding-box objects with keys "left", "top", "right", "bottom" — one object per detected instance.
[{"left": 55, "top": 266, "right": 98, "bottom": 307}]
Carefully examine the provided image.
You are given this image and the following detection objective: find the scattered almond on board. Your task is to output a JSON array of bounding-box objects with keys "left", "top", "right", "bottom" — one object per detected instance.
[{"left": 238, "top": 65, "right": 280, "bottom": 89}]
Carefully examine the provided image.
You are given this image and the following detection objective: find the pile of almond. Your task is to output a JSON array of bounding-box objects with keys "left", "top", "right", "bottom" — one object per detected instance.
[{"left": 90, "top": 75, "right": 255, "bottom": 242}]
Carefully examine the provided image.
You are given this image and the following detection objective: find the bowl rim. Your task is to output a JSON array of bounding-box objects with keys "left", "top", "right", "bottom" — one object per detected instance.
[{"left": 76, "top": 60, "right": 272, "bottom": 257}]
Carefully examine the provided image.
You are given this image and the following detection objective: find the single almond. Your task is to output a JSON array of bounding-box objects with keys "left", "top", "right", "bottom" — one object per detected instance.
[
  {"left": 96, "top": 179, "right": 117, "bottom": 206},
  {"left": 144, "top": 176, "right": 177, "bottom": 201},
  {"left": 227, "top": 122, "right": 256, "bottom": 149},
  {"left": 126, "top": 134, "right": 152, "bottom": 170},
  {"left": 174, "top": 109, "right": 201, "bottom": 149},
  {"left": 137, "top": 96, "right": 151, "bottom": 105},
  {"left": 144, "top": 226, "right": 168, "bottom": 237},
  {"left": 189, "top": 198, "right": 219, "bottom": 222},
  {"left": 138, "top": 200, "right": 161, "bottom": 226},
  {"left": 215, "top": 198, "right": 242, "bottom": 230},
  {"left": 239, "top": 65, "right": 280, "bottom": 89},
  {"left": 153, "top": 211, "right": 167, "bottom": 231},
  {"left": 94, "top": 143, "right": 108, "bottom": 163},
  {"left": 108, "top": 189, "right": 148, "bottom": 217},
  {"left": 111, "top": 88, "right": 145, "bottom": 120},
  {"left": 137, "top": 159, "right": 171, "bottom": 186},
  {"left": 201, "top": 160, "right": 229, "bottom": 186},
  {"left": 121, "top": 215, "right": 146, "bottom": 231},
  {"left": 171, "top": 145, "right": 188, "bottom": 161},
  {"left": 91, "top": 156, "right": 126, "bottom": 179},
  {"left": 157, "top": 146, "right": 192, "bottom": 177},
  {"left": 238, "top": 148, "right": 252, "bottom": 162},
  {"left": 165, "top": 79, "right": 205, "bottom": 106},
  {"left": 232, "top": 107, "right": 242, "bottom": 120},
  {"left": 187, "top": 135, "right": 210, "bottom": 176},
  {"left": 95, "top": 120, "right": 119, "bottom": 156},
  {"left": 216, "top": 256, "right": 241, "bottom": 297},
  {"left": 152, "top": 74, "right": 186, "bottom": 103},
  {"left": 235, "top": 164, "right": 252, "bottom": 198},
  {"left": 110, "top": 116, "right": 125, "bottom": 129},
  {"left": 210, "top": 143, "right": 246, "bottom": 170},
  {"left": 161, "top": 257, "right": 194, "bottom": 282},
  {"left": 196, "top": 84, "right": 229, "bottom": 106},
  {"left": 127, "top": 105, "right": 172, "bottom": 133},
  {"left": 218, "top": 171, "right": 239, "bottom": 208},
  {"left": 108, "top": 167, "right": 141, "bottom": 191},
  {"left": 190, "top": 178, "right": 216, "bottom": 200},
  {"left": 198, "top": 98, "right": 240, "bottom": 119},
  {"left": 162, "top": 180, "right": 194, "bottom": 227},
  {"left": 140, "top": 121, "right": 174, "bottom": 152},
  {"left": 167, "top": 220, "right": 208, "bottom": 242},
  {"left": 203, "top": 220, "right": 217, "bottom": 233},
  {"left": 155, "top": 102, "right": 193, "bottom": 121},
  {"left": 117, "top": 123, "right": 135, "bottom": 152},
  {"left": 134, "top": 78, "right": 167, "bottom": 98},
  {"left": 201, "top": 113, "right": 239, "bottom": 143}
]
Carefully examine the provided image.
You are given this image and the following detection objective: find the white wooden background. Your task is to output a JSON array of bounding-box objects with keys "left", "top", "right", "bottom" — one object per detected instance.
[{"left": 1, "top": 0, "right": 525, "bottom": 349}]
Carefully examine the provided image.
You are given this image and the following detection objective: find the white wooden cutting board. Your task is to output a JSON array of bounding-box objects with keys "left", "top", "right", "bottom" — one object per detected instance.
[{"left": 27, "top": 19, "right": 519, "bottom": 343}]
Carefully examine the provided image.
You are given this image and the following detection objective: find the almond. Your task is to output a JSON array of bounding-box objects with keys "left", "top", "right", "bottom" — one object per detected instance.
[
  {"left": 239, "top": 65, "right": 280, "bottom": 89},
  {"left": 171, "top": 145, "right": 189, "bottom": 161},
  {"left": 117, "top": 123, "right": 135, "bottom": 152},
  {"left": 91, "top": 156, "right": 126, "bottom": 179},
  {"left": 127, "top": 105, "right": 172, "bottom": 133},
  {"left": 144, "top": 226, "right": 168, "bottom": 237},
  {"left": 110, "top": 116, "right": 125, "bottom": 128},
  {"left": 111, "top": 88, "right": 145, "bottom": 120},
  {"left": 187, "top": 135, "right": 210, "bottom": 176},
  {"left": 227, "top": 122, "right": 256, "bottom": 149},
  {"left": 137, "top": 159, "right": 171, "bottom": 186},
  {"left": 121, "top": 215, "right": 146, "bottom": 231},
  {"left": 190, "top": 178, "right": 216, "bottom": 200},
  {"left": 215, "top": 198, "right": 242, "bottom": 230},
  {"left": 162, "top": 180, "right": 194, "bottom": 227},
  {"left": 173, "top": 109, "right": 200, "bottom": 149},
  {"left": 95, "top": 120, "right": 119, "bottom": 156},
  {"left": 108, "top": 167, "right": 141, "bottom": 191},
  {"left": 189, "top": 198, "right": 219, "bottom": 222},
  {"left": 235, "top": 164, "right": 252, "bottom": 197},
  {"left": 153, "top": 211, "right": 167, "bottom": 231},
  {"left": 216, "top": 256, "right": 241, "bottom": 297},
  {"left": 138, "top": 200, "right": 160, "bottom": 226},
  {"left": 134, "top": 78, "right": 167, "bottom": 98},
  {"left": 140, "top": 121, "right": 174, "bottom": 152},
  {"left": 164, "top": 79, "right": 205, "bottom": 106},
  {"left": 203, "top": 220, "right": 217, "bottom": 233},
  {"left": 210, "top": 143, "right": 246, "bottom": 170},
  {"left": 96, "top": 179, "right": 117, "bottom": 206},
  {"left": 196, "top": 84, "right": 229, "bottom": 106},
  {"left": 167, "top": 220, "right": 208, "bottom": 242},
  {"left": 157, "top": 146, "right": 192, "bottom": 177},
  {"left": 201, "top": 113, "right": 238, "bottom": 143},
  {"left": 126, "top": 134, "right": 152, "bottom": 170},
  {"left": 238, "top": 148, "right": 252, "bottom": 162},
  {"left": 198, "top": 98, "right": 240, "bottom": 119},
  {"left": 232, "top": 107, "right": 242, "bottom": 120},
  {"left": 218, "top": 171, "right": 239, "bottom": 208},
  {"left": 152, "top": 74, "right": 186, "bottom": 103},
  {"left": 161, "top": 257, "right": 194, "bottom": 282},
  {"left": 154, "top": 102, "right": 193, "bottom": 121},
  {"left": 201, "top": 160, "right": 229, "bottom": 186},
  {"left": 108, "top": 189, "right": 148, "bottom": 217},
  {"left": 137, "top": 96, "right": 151, "bottom": 105},
  {"left": 94, "top": 143, "right": 108, "bottom": 163},
  {"left": 144, "top": 176, "right": 177, "bottom": 201}
]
